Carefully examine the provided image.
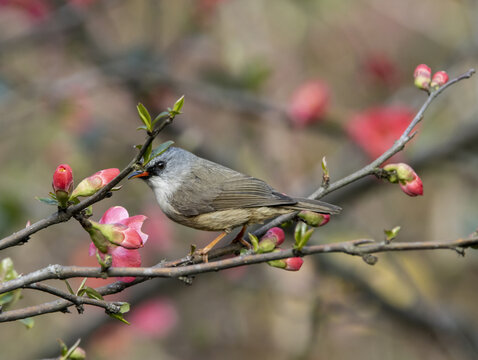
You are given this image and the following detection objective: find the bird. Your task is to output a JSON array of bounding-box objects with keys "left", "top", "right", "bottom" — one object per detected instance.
[{"left": 129, "top": 147, "right": 341, "bottom": 255}]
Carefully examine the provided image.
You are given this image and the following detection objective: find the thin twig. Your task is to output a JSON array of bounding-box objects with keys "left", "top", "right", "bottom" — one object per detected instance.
[{"left": 25, "top": 283, "right": 125, "bottom": 314}]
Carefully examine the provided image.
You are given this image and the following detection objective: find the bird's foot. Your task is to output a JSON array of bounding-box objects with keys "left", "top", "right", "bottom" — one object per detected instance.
[{"left": 231, "top": 226, "right": 252, "bottom": 249}]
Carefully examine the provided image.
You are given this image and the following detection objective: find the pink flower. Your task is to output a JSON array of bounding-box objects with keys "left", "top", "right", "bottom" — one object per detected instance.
[
  {"left": 288, "top": 80, "right": 330, "bottom": 127},
  {"left": 413, "top": 64, "right": 432, "bottom": 90},
  {"left": 88, "top": 206, "right": 148, "bottom": 283},
  {"left": 346, "top": 106, "right": 414, "bottom": 160},
  {"left": 384, "top": 163, "right": 423, "bottom": 197},
  {"left": 430, "top": 71, "right": 449, "bottom": 90},
  {"left": 130, "top": 298, "right": 178, "bottom": 338},
  {"left": 52, "top": 164, "right": 73, "bottom": 207},
  {"left": 99, "top": 206, "right": 148, "bottom": 249},
  {"left": 71, "top": 168, "right": 120, "bottom": 198}
]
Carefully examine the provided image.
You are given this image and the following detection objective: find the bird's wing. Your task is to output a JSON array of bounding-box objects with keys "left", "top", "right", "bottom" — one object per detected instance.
[
  {"left": 170, "top": 162, "right": 296, "bottom": 217},
  {"left": 211, "top": 173, "right": 296, "bottom": 210}
]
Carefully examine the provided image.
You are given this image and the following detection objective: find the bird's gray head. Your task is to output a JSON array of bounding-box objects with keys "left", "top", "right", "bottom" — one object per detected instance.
[{"left": 129, "top": 147, "right": 196, "bottom": 211}]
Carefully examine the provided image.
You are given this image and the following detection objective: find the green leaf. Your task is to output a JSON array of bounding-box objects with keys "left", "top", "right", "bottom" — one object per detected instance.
[
  {"left": 119, "top": 302, "right": 130, "bottom": 313},
  {"left": 172, "top": 95, "right": 185, "bottom": 114},
  {"left": 321, "top": 156, "right": 329, "bottom": 176},
  {"left": 19, "top": 317, "right": 34, "bottom": 329},
  {"left": 35, "top": 197, "right": 59, "bottom": 206},
  {"left": 296, "top": 228, "right": 314, "bottom": 250},
  {"left": 146, "top": 140, "right": 174, "bottom": 165},
  {"left": 136, "top": 103, "right": 152, "bottom": 131},
  {"left": 108, "top": 312, "right": 130, "bottom": 325},
  {"left": 142, "top": 143, "right": 153, "bottom": 165},
  {"left": 294, "top": 222, "right": 306, "bottom": 244},
  {"left": 152, "top": 111, "right": 170, "bottom": 127},
  {"left": 76, "top": 278, "right": 88, "bottom": 295},
  {"left": 0, "top": 293, "right": 14, "bottom": 306},
  {"left": 248, "top": 233, "right": 259, "bottom": 252},
  {"left": 84, "top": 287, "right": 104, "bottom": 301},
  {"left": 134, "top": 144, "right": 143, "bottom": 150},
  {"left": 136, "top": 125, "right": 149, "bottom": 131},
  {"left": 64, "top": 280, "right": 74, "bottom": 295},
  {"left": 384, "top": 226, "right": 401, "bottom": 242},
  {"left": 62, "top": 339, "right": 81, "bottom": 360},
  {"left": 58, "top": 339, "right": 68, "bottom": 356}
]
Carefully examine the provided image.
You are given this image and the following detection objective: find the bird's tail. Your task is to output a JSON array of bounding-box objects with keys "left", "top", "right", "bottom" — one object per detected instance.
[{"left": 286, "top": 198, "right": 341, "bottom": 214}]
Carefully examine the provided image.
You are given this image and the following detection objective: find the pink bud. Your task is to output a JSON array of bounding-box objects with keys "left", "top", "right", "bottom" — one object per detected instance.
[
  {"left": 267, "top": 249, "right": 304, "bottom": 271},
  {"left": 399, "top": 175, "right": 423, "bottom": 197},
  {"left": 384, "top": 163, "right": 423, "bottom": 196},
  {"left": 52, "top": 164, "right": 73, "bottom": 193},
  {"left": 257, "top": 227, "right": 285, "bottom": 253},
  {"left": 71, "top": 168, "right": 119, "bottom": 198},
  {"left": 284, "top": 257, "right": 304, "bottom": 271},
  {"left": 288, "top": 80, "right": 330, "bottom": 127},
  {"left": 298, "top": 211, "right": 330, "bottom": 227},
  {"left": 413, "top": 64, "right": 432, "bottom": 90},
  {"left": 52, "top": 164, "right": 73, "bottom": 207},
  {"left": 263, "top": 227, "right": 285, "bottom": 246},
  {"left": 430, "top": 71, "right": 449, "bottom": 90}
]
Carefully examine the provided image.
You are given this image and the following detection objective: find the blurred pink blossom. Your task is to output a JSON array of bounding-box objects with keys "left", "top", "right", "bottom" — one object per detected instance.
[
  {"left": 288, "top": 80, "right": 330, "bottom": 127},
  {"left": 346, "top": 106, "right": 414, "bottom": 160},
  {"left": 130, "top": 298, "right": 178, "bottom": 338}
]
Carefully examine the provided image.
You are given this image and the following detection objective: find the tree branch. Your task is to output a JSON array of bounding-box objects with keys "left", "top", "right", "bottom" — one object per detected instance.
[{"left": 1, "top": 235, "right": 477, "bottom": 316}]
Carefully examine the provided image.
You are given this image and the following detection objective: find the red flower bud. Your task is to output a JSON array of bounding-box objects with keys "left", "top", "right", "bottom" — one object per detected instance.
[
  {"left": 430, "top": 71, "right": 449, "bottom": 90},
  {"left": 298, "top": 211, "right": 330, "bottom": 227},
  {"left": 267, "top": 249, "right": 304, "bottom": 271},
  {"left": 288, "top": 80, "right": 330, "bottom": 127},
  {"left": 52, "top": 164, "right": 73, "bottom": 207},
  {"left": 71, "top": 168, "right": 119, "bottom": 198},
  {"left": 384, "top": 163, "right": 423, "bottom": 196},
  {"left": 52, "top": 164, "right": 73, "bottom": 192},
  {"left": 263, "top": 227, "right": 285, "bottom": 245},
  {"left": 257, "top": 227, "right": 285, "bottom": 253},
  {"left": 413, "top": 64, "right": 432, "bottom": 91},
  {"left": 399, "top": 175, "right": 423, "bottom": 197},
  {"left": 284, "top": 257, "right": 304, "bottom": 271}
]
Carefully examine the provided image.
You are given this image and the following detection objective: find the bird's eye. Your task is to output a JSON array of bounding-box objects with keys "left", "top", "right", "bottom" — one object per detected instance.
[{"left": 155, "top": 161, "right": 166, "bottom": 171}]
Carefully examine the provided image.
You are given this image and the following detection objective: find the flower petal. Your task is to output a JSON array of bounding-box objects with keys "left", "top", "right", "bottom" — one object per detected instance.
[
  {"left": 120, "top": 215, "right": 149, "bottom": 244},
  {"left": 110, "top": 246, "right": 141, "bottom": 283},
  {"left": 99, "top": 206, "right": 129, "bottom": 225}
]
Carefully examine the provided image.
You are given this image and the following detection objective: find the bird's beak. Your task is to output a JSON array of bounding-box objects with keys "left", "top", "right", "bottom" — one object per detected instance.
[{"left": 128, "top": 170, "right": 150, "bottom": 179}]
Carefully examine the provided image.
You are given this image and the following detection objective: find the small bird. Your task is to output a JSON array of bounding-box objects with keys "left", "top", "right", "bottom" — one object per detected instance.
[{"left": 129, "top": 147, "right": 340, "bottom": 254}]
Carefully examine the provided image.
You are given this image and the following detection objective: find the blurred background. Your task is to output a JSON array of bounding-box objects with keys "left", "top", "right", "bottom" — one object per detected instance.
[{"left": 0, "top": 0, "right": 477, "bottom": 359}]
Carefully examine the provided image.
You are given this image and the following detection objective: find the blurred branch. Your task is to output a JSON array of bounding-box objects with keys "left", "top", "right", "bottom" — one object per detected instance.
[
  {"left": 0, "top": 114, "right": 175, "bottom": 251},
  {"left": 1, "top": 234, "right": 477, "bottom": 322}
]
